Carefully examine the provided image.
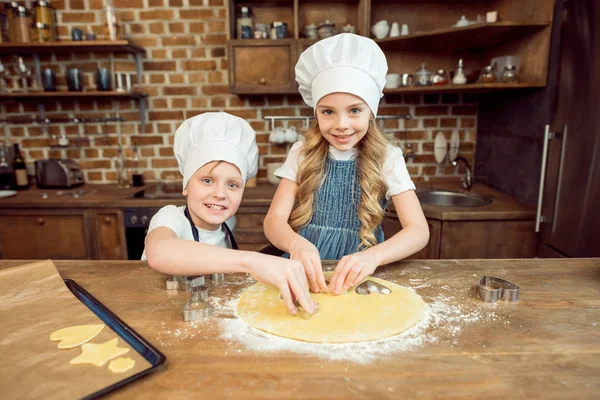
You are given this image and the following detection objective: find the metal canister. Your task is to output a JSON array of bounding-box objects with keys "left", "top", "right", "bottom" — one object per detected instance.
[{"left": 32, "top": 0, "right": 56, "bottom": 41}]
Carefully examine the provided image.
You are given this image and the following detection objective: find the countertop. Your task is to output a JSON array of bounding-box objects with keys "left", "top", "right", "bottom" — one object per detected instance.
[
  {"left": 0, "top": 182, "right": 534, "bottom": 221},
  {"left": 0, "top": 258, "right": 598, "bottom": 399}
]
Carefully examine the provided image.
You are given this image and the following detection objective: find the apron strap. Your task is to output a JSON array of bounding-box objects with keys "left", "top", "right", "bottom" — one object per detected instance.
[{"left": 184, "top": 205, "right": 238, "bottom": 250}]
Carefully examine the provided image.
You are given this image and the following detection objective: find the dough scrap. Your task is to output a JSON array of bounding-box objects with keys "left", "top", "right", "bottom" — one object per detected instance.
[
  {"left": 237, "top": 277, "right": 426, "bottom": 343},
  {"left": 108, "top": 357, "right": 136, "bottom": 373},
  {"left": 49, "top": 324, "right": 105, "bottom": 349},
  {"left": 70, "top": 338, "right": 130, "bottom": 367}
]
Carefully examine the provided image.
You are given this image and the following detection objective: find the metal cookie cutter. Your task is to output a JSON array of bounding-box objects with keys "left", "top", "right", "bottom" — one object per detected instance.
[
  {"left": 166, "top": 275, "right": 206, "bottom": 292},
  {"left": 477, "top": 276, "right": 519, "bottom": 302},
  {"left": 182, "top": 283, "right": 213, "bottom": 322}
]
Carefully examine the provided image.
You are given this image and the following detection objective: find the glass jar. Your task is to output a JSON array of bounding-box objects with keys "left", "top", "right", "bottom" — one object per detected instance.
[
  {"left": 479, "top": 65, "right": 497, "bottom": 83},
  {"left": 104, "top": 4, "right": 121, "bottom": 40},
  {"left": 12, "top": 5, "right": 31, "bottom": 43},
  {"left": 32, "top": 0, "right": 56, "bottom": 41},
  {"left": 31, "top": 21, "right": 52, "bottom": 42},
  {"left": 414, "top": 62, "right": 432, "bottom": 86},
  {"left": 501, "top": 65, "right": 519, "bottom": 83},
  {"left": 6, "top": 1, "right": 19, "bottom": 43}
]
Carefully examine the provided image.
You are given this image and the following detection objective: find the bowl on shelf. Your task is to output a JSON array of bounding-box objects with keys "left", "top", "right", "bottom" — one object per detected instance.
[{"left": 450, "top": 69, "right": 481, "bottom": 84}]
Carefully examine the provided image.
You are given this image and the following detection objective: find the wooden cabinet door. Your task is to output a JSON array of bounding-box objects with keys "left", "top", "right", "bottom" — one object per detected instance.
[
  {"left": 382, "top": 212, "right": 441, "bottom": 259},
  {"left": 93, "top": 211, "right": 127, "bottom": 260},
  {"left": 0, "top": 212, "right": 90, "bottom": 259},
  {"left": 228, "top": 40, "right": 296, "bottom": 94}
]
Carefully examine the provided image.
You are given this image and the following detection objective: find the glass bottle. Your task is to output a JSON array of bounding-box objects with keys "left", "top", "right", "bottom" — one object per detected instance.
[
  {"left": 0, "top": 142, "right": 13, "bottom": 190},
  {"left": 104, "top": 1, "right": 121, "bottom": 40},
  {"left": 236, "top": 6, "right": 253, "bottom": 39},
  {"left": 501, "top": 65, "right": 519, "bottom": 83},
  {"left": 12, "top": 143, "right": 28, "bottom": 190},
  {"left": 479, "top": 65, "right": 496, "bottom": 83},
  {"left": 32, "top": 0, "right": 56, "bottom": 41},
  {"left": 452, "top": 59, "right": 467, "bottom": 85},
  {"left": 414, "top": 62, "right": 432, "bottom": 86},
  {"left": 116, "top": 146, "right": 130, "bottom": 188},
  {"left": 131, "top": 145, "right": 144, "bottom": 187},
  {"left": 12, "top": 5, "right": 31, "bottom": 43}
]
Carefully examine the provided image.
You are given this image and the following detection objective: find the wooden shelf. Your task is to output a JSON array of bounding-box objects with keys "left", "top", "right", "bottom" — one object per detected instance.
[
  {"left": 0, "top": 40, "right": 146, "bottom": 56},
  {"left": 0, "top": 91, "right": 149, "bottom": 101},
  {"left": 376, "top": 21, "right": 551, "bottom": 51},
  {"left": 383, "top": 82, "right": 545, "bottom": 95}
]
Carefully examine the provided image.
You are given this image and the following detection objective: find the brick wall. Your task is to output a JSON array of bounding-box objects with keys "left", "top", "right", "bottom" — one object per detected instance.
[{"left": 1, "top": 0, "right": 476, "bottom": 184}]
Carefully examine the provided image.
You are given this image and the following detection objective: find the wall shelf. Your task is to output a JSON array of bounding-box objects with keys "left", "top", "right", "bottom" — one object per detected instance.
[
  {"left": 383, "top": 82, "right": 545, "bottom": 95},
  {"left": 0, "top": 91, "right": 149, "bottom": 101},
  {"left": 376, "top": 21, "right": 551, "bottom": 51},
  {"left": 0, "top": 40, "right": 146, "bottom": 56}
]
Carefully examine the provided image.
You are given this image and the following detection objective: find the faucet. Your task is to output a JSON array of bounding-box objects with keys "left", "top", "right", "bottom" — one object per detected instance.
[{"left": 452, "top": 156, "right": 472, "bottom": 190}]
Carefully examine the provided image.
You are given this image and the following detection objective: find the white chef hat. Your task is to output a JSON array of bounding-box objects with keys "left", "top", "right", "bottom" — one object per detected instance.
[
  {"left": 174, "top": 112, "right": 258, "bottom": 188},
  {"left": 295, "top": 33, "right": 388, "bottom": 116}
]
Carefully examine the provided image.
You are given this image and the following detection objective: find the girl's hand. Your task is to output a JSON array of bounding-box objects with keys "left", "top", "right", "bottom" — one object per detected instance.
[
  {"left": 289, "top": 237, "right": 328, "bottom": 293},
  {"left": 328, "top": 252, "right": 379, "bottom": 295},
  {"left": 247, "top": 256, "right": 318, "bottom": 316}
]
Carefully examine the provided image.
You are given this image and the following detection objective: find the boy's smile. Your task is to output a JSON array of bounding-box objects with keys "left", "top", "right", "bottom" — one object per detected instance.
[
  {"left": 316, "top": 92, "right": 372, "bottom": 151},
  {"left": 182, "top": 161, "right": 244, "bottom": 231}
]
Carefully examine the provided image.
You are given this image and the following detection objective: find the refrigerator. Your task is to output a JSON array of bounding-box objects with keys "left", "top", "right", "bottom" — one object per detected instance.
[{"left": 475, "top": 0, "right": 600, "bottom": 258}]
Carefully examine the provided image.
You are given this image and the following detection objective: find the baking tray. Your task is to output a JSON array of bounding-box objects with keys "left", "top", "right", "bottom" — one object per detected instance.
[{"left": 64, "top": 279, "right": 167, "bottom": 399}]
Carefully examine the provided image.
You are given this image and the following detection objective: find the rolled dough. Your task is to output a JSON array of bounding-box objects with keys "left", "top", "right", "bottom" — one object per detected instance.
[
  {"left": 108, "top": 357, "right": 136, "bottom": 373},
  {"left": 49, "top": 324, "right": 105, "bottom": 349},
  {"left": 237, "top": 277, "right": 427, "bottom": 343}
]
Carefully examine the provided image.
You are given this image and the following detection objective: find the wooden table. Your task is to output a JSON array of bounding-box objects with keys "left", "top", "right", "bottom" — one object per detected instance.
[{"left": 1, "top": 258, "right": 599, "bottom": 399}]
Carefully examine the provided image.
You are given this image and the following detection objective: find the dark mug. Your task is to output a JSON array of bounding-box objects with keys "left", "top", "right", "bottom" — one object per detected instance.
[
  {"left": 66, "top": 68, "right": 83, "bottom": 91},
  {"left": 71, "top": 28, "right": 83, "bottom": 41},
  {"left": 95, "top": 67, "right": 112, "bottom": 91},
  {"left": 41, "top": 68, "right": 56, "bottom": 91}
]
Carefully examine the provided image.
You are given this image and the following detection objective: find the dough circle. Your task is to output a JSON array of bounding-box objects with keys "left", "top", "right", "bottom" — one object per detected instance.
[
  {"left": 108, "top": 357, "right": 136, "bottom": 373},
  {"left": 237, "top": 277, "right": 427, "bottom": 343}
]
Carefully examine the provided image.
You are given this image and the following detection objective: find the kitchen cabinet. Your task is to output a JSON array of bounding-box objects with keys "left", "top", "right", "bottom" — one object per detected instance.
[
  {"left": 234, "top": 207, "right": 271, "bottom": 251},
  {"left": 0, "top": 209, "right": 127, "bottom": 260},
  {"left": 382, "top": 212, "right": 537, "bottom": 259},
  {"left": 0, "top": 210, "right": 92, "bottom": 259},
  {"left": 226, "top": 0, "right": 555, "bottom": 95}
]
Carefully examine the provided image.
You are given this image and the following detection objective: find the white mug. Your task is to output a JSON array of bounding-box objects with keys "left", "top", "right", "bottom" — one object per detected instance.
[
  {"left": 283, "top": 126, "right": 298, "bottom": 143},
  {"left": 269, "top": 127, "right": 285, "bottom": 144},
  {"left": 385, "top": 73, "right": 401, "bottom": 89},
  {"left": 401, "top": 24, "right": 409, "bottom": 36}
]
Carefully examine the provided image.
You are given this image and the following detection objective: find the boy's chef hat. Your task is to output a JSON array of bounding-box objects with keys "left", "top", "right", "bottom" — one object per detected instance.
[
  {"left": 295, "top": 33, "right": 388, "bottom": 116},
  {"left": 174, "top": 112, "right": 258, "bottom": 188}
]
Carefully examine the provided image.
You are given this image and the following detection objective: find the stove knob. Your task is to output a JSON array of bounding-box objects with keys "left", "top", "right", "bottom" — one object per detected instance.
[
  {"left": 141, "top": 215, "right": 148, "bottom": 225},
  {"left": 130, "top": 215, "right": 138, "bottom": 225}
]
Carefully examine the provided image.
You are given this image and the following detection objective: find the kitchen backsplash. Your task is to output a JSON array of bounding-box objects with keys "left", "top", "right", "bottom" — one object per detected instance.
[{"left": 1, "top": 0, "right": 476, "bottom": 184}]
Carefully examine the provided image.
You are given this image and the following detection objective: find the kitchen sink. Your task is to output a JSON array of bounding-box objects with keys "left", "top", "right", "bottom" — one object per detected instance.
[{"left": 417, "top": 190, "right": 493, "bottom": 207}]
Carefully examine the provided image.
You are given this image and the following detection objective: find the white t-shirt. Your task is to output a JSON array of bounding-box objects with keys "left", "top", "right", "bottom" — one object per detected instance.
[
  {"left": 274, "top": 141, "right": 416, "bottom": 199},
  {"left": 141, "top": 205, "right": 236, "bottom": 260}
]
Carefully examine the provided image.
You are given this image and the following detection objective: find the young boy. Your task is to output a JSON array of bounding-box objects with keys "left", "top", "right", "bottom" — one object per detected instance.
[{"left": 143, "top": 112, "right": 316, "bottom": 316}]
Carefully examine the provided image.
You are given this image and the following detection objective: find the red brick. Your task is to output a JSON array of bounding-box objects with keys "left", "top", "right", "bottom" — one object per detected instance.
[
  {"left": 179, "top": 9, "right": 215, "bottom": 19},
  {"left": 60, "top": 12, "right": 96, "bottom": 23},
  {"left": 163, "top": 86, "right": 196, "bottom": 96},
  {"left": 225, "top": 109, "right": 257, "bottom": 119},
  {"left": 171, "top": 98, "right": 188, "bottom": 108},
  {"left": 201, "top": 34, "right": 226, "bottom": 45},
  {"left": 114, "top": 0, "right": 143, "bottom": 7},
  {"left": 131, "top": 135, "right": 164, "bottom": 145},
  {"left": 414, "top": 106, "right": 448, "bottom": 116},
  {"left": 440, "top": 118, "right": 458, "bottom": 127},
  {"left": 182, "top": 60, "right": 217, "bottom": 71},
  {"left": 140, "top": 10, "right": 174, "bottom": 20},
  {"left": 149, "top": 111, "right": 185, "bottom": 120},
  {"left": 79, "top": 160, "right": 112, "bottom": 169},
  {"left": 161, "top": 36, "right": 197, "bottom": 46},
  {"left": 159, "top": 147, "right": 174, "bottom": 157},
  {"left": 152, "top": 158, "right": 179, "bottom": 168},
  {"left": 148, "top": 0, "right": 163, "bottom": 6},
  {"left": 169, "top": 22, "right": 185, "bottom": 33},
  {"left": 169, "top": 0, "right": 182, "bottom": 6},
  {"left": 144, "top": 61, "right": 177, "bottom": 71},
  {"left": 69, "top": 0, "right": 85, "bottom": 9},
  {"left": 460, "top": 118, "right": 476, "bottom": 128},
  {"left": 171, "top": 49, "right": 188, "bottom": 59},
  {"left": 150, "top": 22, "right": 165, "bottom": 34},
  {"left": 189, "top": 23, "right": 206, "bottom": 34},
  {"left": 452, "top": 105, "right": 477, "bottom": 115},
  {"left": 201, "top": 85, "right": 229, "bottom": 95},
  {"left": 422, "top": 118, "right": 438, "bottom": 128}
]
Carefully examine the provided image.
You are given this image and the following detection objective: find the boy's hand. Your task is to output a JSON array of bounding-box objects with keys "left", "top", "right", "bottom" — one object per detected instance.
[
  {"left": 329, "top": 252, "right": 378, "bottom": 295},
  {"left": 289, "top": 238, "right": 328, "bottom": 293},
  {"left": 248, "top": 256, "right": 317, "bottom": 316}
]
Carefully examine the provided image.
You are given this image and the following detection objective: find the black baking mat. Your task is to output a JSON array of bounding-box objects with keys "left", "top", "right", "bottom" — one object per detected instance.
[{"left": 64, "top": 279, "right": 166, "bottom": 399}]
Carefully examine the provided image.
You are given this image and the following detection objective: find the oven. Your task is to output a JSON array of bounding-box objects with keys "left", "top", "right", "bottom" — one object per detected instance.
[{"left": 124, "top": 207, "right": 161, "bottom": 260}]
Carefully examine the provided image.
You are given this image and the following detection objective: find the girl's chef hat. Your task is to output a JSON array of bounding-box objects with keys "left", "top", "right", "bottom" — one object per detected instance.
[
  {"left": 174, "top": 112, "right": 258, "bottom": 188},
  {"left": 295, "top": 33, "right": 388, "bottom": 116}
]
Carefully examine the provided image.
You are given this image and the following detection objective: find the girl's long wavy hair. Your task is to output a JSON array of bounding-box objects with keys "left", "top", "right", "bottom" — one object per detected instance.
[{"left": 288, "top": 119, "right": 392, "bottom": 250}]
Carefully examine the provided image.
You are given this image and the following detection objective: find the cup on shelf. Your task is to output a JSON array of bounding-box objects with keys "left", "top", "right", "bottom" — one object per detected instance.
[
  {"left": 390, "top": 22, "right": 400, "bottom": 38},
  {"left": 95, "top": 67, "right": 112, "bottom": 91},
  {"left": 71, "top": 28, "right": 83, "bottom": 41},
  {"left": 401, "top": 24, "right": 409, "bottom": 36},
  {"left": 41, "top": 68, "right": 56, "bottom": 91},
  {"left": 385, "top": 73, "right": 400, "bottom": 89},
  {"left": 66, "top": 68, "right": 83, "bottom": 91}
]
